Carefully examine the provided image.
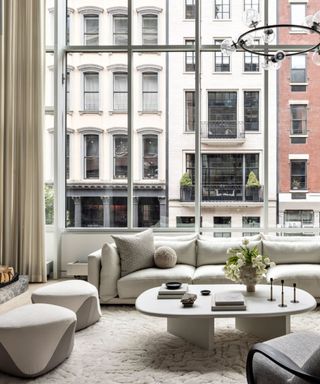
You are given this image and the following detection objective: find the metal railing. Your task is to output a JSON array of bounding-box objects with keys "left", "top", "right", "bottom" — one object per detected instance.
[
  {"left": 180, "top": 184, "right": 264, "bottom": 202},
  {"left": 201, "top": 121, "right": 245, "bottom": 139}
]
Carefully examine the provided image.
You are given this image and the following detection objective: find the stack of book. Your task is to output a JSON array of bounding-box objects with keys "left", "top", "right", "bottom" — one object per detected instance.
[
  {"left": 211, "top": 291, "right": 246, "bottom": 311},
  {"left": 157, "top": 283, "right": 188, "bottom": 299}
]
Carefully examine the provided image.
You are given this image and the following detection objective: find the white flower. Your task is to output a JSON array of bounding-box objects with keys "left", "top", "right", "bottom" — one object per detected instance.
[
  {"left": 269, "top": 262, "right": 276, "bottom": 268},
  {"left": 236, "top": 252, "right": 242, "bottom": 258},
  {"left": 264, "top": 257, "right": 270, "bottom": 264},
  {"left": 242, "top": 238, "right": 249, "bottom": 246}
]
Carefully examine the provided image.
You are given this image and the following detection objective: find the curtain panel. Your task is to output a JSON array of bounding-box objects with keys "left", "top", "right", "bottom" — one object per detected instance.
[{"left": 0, "top": 0, "right": 46, "bottom": 282}]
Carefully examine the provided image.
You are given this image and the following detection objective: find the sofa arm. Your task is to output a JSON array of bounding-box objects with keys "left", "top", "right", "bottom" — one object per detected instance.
[{"left": 88, "top": 249, "right": 102, "bottom": 291}]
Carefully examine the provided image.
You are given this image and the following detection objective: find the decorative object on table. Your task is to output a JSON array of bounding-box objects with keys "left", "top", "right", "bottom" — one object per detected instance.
[
  {"left": 157, "top": 283, "right": 188, "bottom": 299},
  {"left": 220, "top": 8, "right": 320, "bottom": 70},
  {"left": 279, "top": 280, "right": 287, "bottom": 308},
  {"left": 200, "top": 289, "right": 211, "bottom": 296},
  {"left": 291, "top": 283, "right": 299, "bottom": 304},
  {"left": 154, "top": 246, "right": 177, "bottom": 268},
  {"left": 224, "top": 238, "right": 275, "bottom": 292},
  {"left": 267, "top": 277, "right": 276, "bottom": 302},
  {"left": 212, "top": 291, "right": 246, "bottom": 311},
  {"left": 181, "top": 293, "right": 197, "bottom": 307},
  {"left": 165, "top": 282, "right": 181, "bottom": 290}
]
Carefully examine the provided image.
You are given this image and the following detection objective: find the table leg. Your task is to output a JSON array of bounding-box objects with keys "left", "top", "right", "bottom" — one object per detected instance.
[
  {"left": 167, "top": 317, "right": 215, "bottom": 350},
  {"left": 235, "top": 316, "right": 290, "bottom": 339}
]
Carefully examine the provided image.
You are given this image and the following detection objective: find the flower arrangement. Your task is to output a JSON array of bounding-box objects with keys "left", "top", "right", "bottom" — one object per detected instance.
[{"left": 224, "top": 239, "right": 275, "bottom": 291}]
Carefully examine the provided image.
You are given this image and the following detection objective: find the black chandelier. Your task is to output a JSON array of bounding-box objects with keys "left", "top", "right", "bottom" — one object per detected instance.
[{"left": 221, "top": 9, "right": 320, "bottom": 70}]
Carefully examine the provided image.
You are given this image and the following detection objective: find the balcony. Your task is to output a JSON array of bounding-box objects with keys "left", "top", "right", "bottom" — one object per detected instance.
[
  {"left": 201, "top": 121, "right": 245, "bottom": 145},
  {"left": 180, "top": 184, "right": 263, "bottom": 203}
]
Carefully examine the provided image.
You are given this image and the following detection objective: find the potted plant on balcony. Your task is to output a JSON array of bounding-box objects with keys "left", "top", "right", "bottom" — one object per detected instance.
[
  {"left": 180, "top": 173, "right": 193, "bottom": 202},
  {"left": 246, "top": 171, "right": 261, "bottom": 201}
]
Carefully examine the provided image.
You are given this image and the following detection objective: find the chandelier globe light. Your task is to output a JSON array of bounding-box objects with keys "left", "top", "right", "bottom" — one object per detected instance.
[{"left": 221, "top": 9, "right": 320, "bottom": 69}]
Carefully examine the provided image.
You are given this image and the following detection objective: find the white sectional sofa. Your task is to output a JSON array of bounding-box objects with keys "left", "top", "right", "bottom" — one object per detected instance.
[{"left": 88, "top": 233, "right": 320, "bottom": 304}]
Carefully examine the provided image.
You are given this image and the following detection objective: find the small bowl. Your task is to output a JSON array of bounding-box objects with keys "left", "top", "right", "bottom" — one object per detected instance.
[
  {"left": 201, "top": 289, "right": 211, "bottom": 296},
  {"left": 166, "top": 282, "right": 182, "bottom": 290}
]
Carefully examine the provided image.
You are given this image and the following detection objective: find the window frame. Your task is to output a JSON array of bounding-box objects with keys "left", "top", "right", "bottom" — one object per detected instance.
[
  {"left": 244, "top": 90, "right": 260, "bottom": 132},
  {"left": 113, "top": 134, "right": 128, "bottom": 179},
  {"left": 214, "top": 0, "right": 231, "bottom": 20},
  {"left": 83, "top": 133, "right": 100, "bottom": 180},
  {"left": 113, "top": 72, "right": 128, "bottom": 112},
  {"left": 142, "top": 14, "right": 158, "bottom": 45},
  {"left": 185, "top": 0, "right": 196, "bottom": 19},
  {"left": 214, "top": 39, "right": 231, "bottom": 72},
  {"left": 83, "top": 14, "right": 99, "bottom": 46},
  {"left": 83, "top": 71, "right": 99, "bottom": 112},
  {"left": 185, "top": 39, "right": 196, "bottom": 72},
  {"left": 291, "top": 55, "right": 307, "bottom": 84},
  {"left": 185, "top": 90, "right": 195, "bottom": 132},
  {"left": 142, "top": 72, "right": 158, "bottom": 112},
  {"left": 142, "top": 134, "right": 159, "bottom": 179},
  {"left": 290, "top": 104, "right": 307, "bottom": 136},
  {"left": 290, "top": 159, "right": 307, "bottom": 190},
  {"left": 113, "top": 14, "right": 128, "bottom": 45}
]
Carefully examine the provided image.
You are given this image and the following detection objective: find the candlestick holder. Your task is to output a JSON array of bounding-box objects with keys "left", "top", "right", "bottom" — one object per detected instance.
[
  {"left": 290, "top": 283, "right": 299, "bottom": 303},
  {"left": 267, "top": 277, "right": 276, "bottom": 301},
  {"left": 278, "top": 280, "right": 287, "bottom": 308}
]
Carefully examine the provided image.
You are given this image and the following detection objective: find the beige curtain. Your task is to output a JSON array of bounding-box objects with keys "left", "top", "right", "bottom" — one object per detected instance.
[{"left": 0, "top": 0, "right": 46, "bottom": 282}]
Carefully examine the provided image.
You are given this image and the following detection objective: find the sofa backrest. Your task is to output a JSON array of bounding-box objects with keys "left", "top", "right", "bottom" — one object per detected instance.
[
  {"left": 197, "top": 239, "right": 262, "bottom": 266},
  {"left": 262, "top": 240, "right": 320, "bottom": 264},
  {"left": 261, "top": 234, "right": 320, "bottom": 242}
]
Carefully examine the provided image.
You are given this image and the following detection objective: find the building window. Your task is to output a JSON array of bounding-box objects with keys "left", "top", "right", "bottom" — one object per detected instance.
[
  {"left": 142, "top": 72, "right": 158, "bottom": 111},
  {"left": 177, "top": 216, "right": 195, "bottom": 228},
  {"left": 215, "top": 0, "right": 230, "bottom": 19},
  {"left": 110, "top": 197, "right": 127, "bottom": 227},
  {"left": 291, "top": 56, "right": 306, "bottom": 83},
  {"left": 81, "top": 197, "right": 103, "bottom": 227},
  {"left": 214, "top": 217, "right": 231, "bottom": 237},
  {"left": 83, "top": 15, "right": 99, "bottom": 45},
  {"left": 214, "top": 39, "right": 230, "bottom": 72},
  {"left": 84, "top": 134, "right": 99, "bottom": 179},
  {"left": 291, "top": 3, "right": 306, "bottom": 28},
  {"left": 113, "top": 15, "right": 128, "bottom": 45},
  {"left": 113, "top": 72, "right": 128, "bottom": 111},
  {"left": 185, "top": 0, "right": 195, "bottom": 19},
  {"left": 291, "top": 160, "right": 307, "bottom": 190},
  {"left": 244, "top": 91, "right": 259, "bottom": 131},
  {"left": 138, "top": 197, "right": 160, "bottom": 227},
  {"left": 66, "top": 14, "right": 70, "bottom": 45},
  {"left": 185, "top": 91, "right": 195, "bottom": 132},
  {"left": 284, "top": 210, "right": 314, "bottom": 229},
  {"left": 83, "top": 72, "right": 99, "bottom": 111},
  {"left": 142, "top": 15, "right": 158, "bottom": 45},
  {"left": 185, "top": 39, "right": 195, "bottom": 72},
  {"left": 242, "top": 216, "right": 260, "bottom": 236},
  {"left": 208, "top": 91, "right": 237, "bottom": 138},
  {"left": 244, "top": 46, "right": 259, "bottom": 72},
  {"left": 187, "top": 153, "right": 259, "bottom": 201},
  {"left": 66, "top": 134, "right": 70, "bottom": 179},
  {"left": 244, "top": 0, "right": 259, "bottom": 11},
  {"left": 143, "top": 135, "right": 158, "bottom": 179},
  {"left": 291, "top": 105, "right": 307, "bottom": 135},
  {"left": 113, "top": 135, "right": 128, "bottom": 179}
]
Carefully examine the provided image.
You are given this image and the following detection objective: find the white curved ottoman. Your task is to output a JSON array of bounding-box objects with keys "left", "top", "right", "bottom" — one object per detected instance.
[
  {"left": 32, "top": 280, "right": 101, "bottom": 331},
  {"left": 0, "top": 303, "right": 76, "bottom": 378}
]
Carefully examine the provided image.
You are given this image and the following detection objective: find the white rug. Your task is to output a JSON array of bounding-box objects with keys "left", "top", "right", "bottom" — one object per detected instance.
[{"left": 1, "top": 306, "right": 319, "bottom": 384}]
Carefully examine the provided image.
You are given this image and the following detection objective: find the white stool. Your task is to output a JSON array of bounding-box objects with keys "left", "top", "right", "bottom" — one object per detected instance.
[
  {"left": 32, "top": 280, "right": 101, "bottom": 331},
  {"left": 0, "top": 303, "right": 76, "bottom": 378}
]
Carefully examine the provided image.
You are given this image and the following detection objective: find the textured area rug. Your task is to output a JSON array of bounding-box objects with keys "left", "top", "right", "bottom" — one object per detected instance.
[
  {"left": 0, "top": 305, "right": 319, "bottom": 384},
  {"left": 0, "top": 276, "right": 29, "bottom": 305}
]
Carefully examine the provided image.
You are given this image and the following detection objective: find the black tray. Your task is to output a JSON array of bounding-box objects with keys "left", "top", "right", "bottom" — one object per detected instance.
[{"left": 0, "top": 273, "right": 19, "bottom": 288}]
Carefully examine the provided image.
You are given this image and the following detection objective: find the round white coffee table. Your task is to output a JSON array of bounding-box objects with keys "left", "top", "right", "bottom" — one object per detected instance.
[{"left": 136, "top": 284, "right": 316, "bottom": 350}]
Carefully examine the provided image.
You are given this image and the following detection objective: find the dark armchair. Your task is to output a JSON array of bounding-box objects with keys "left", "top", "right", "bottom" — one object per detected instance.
[{"left": 246, "top": 331, "right": 320, "bottom": 384}]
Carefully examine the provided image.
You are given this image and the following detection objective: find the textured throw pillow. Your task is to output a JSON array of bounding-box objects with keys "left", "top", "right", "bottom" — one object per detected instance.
[
  {"left": 154, "top": 246, "right": 177, "bottom": 269},
  {"left": 112, "top": 229, "right": 155, "bottom": 277}
]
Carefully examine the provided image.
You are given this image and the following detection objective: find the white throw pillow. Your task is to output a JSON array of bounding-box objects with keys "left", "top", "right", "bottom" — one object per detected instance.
[
  {"left": 154, "top": 246, "right": 177, "bottom": 269},
  {"left": 112, "top": 229, "right": 155, "bottom": 277}
]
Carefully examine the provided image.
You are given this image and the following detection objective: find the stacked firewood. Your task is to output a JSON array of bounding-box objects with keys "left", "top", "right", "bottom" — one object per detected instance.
[{"left": 0, "top": 266, "right": 15, "bottom": 283}]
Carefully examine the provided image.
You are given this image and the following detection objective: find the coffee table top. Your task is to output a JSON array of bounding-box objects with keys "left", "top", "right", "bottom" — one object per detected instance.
[{"left": 135, "top": 284, "right": 317, "bottom": 319}]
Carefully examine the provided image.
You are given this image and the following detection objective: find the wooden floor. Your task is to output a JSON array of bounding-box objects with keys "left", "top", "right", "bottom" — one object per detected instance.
[{"left": 0, "top": 280, "right": 62, "bottom": 315}]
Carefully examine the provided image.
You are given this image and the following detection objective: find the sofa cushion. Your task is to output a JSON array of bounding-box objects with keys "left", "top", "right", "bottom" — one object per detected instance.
[
  {"left": 117, "top": 265, "right": 195, "bottom": 299},
  {"left": 197, "top": 239, "right": 262, "bottom": 266},
  {"left": 267, "top": 264, "right": 320, "bottom": 298},
  {"left": 263, "top": 241, "right": 320, "bottom": 264},
  {"left": 154, "top": 239, "right": 196, "bottom": 266},
  {"left": 99, "top": 243, "right": 121, "bottom": 302},
  {"left": 193, "top": 265, "right": 231, "bottom": 284},
  {"left": 261, "top": 234, "right": 320, "bottom": 242},
  {"left": 112, "top": 229, "right": 155, "bottom": 277},
  {"left": 154, "top": 246, "right": 177, "bottom": 268}
]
